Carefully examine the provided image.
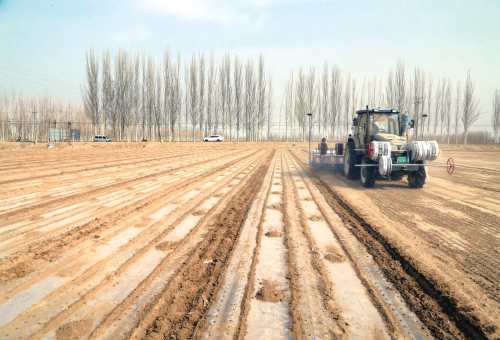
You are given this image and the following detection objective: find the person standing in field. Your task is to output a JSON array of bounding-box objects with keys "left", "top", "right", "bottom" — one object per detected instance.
[{"left": 318, "top": 138, "right": 328, "bottom": 155}]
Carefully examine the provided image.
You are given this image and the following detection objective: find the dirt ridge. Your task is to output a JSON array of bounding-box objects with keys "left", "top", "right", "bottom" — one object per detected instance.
[
  {"left": 312, "top": 174, "right": 488, "bottom": 340},
  {"left": 128, "top": 151, "right": 273, "bottom": 339}
]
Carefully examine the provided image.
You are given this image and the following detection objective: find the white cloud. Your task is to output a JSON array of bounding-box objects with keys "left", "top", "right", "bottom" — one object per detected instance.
[
  {"left": 115, "top": 25, "right": 151, "bottom": 43},
  {"left": 141, "top": 0, "right": 213, "bottom": 20},
  {"left": 139, "top": 0, "right": 278, "bottom": 24}
]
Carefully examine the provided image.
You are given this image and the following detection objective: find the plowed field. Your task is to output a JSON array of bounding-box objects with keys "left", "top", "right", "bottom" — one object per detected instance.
[{"left": 0, "top": 142, "right": 498, "bottom": 340}]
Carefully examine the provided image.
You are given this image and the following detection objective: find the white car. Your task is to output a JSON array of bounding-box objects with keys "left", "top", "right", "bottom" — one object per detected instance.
[
  {"left": 93, "top": 135, "right": 112, "bottom": 142},
  {"left": 203, "top": 135, "right": 224, "bottom": 142}
]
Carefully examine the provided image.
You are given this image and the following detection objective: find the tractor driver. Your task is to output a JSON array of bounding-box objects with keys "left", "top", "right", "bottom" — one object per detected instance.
[{"left": 318, "top": 138, "right": 328, "bottom": 155}]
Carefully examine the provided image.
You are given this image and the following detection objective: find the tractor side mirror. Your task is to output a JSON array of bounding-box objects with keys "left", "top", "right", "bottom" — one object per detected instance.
[{"left": 353, "top": 117, "right": 358, "bottom": 126}]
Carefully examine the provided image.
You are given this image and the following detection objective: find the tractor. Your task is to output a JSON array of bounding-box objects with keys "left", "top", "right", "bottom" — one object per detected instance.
[{"left": 343, "top": 107, "right": 446, "bottom": 188}]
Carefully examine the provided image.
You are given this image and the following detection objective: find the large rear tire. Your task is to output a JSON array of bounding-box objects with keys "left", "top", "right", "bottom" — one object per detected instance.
[
  {"left": 360, "top": 158, "right": 377, "bottom": 188},
  {"left": 344, "top": 142, "right": 360, "bottom": 180},
  {"left": 408, "top": 161, "right": 426, "bottom": 188}
]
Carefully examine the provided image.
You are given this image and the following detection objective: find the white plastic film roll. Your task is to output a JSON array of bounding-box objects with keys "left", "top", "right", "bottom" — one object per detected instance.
[
  {"left": 379, "top": 155, "right": 392, "bottom": 176},
  {"left": 370, "top": 141, "right": 391, "bottom": 161},
  {"left": 409, "top": 141, "right": 440, "bottom": 161}
]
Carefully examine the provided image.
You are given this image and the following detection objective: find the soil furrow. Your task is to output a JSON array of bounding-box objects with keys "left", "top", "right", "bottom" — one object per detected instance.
[
  {"left": 0, "top": 151, "right": 262, "bottom": 287},
  {"left": 127, "top": 150, "right": 273, "bottom": 339},
  {"left": 309, "top": 171, "right": 486, "bottom": 339},
  {"left": 1, "top": 151, "right": 267, "bottom": 339}
]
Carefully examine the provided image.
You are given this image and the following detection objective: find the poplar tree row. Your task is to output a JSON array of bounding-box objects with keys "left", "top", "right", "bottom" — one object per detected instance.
[
  {"left": 1, "top": 50, "right": 499, "bottom": 144},
  {"left": 83, "top": 47, "right": 273, "bottom": 142},
  {"left": 281, "top": 59, "right": 497, "bottom": 144}
]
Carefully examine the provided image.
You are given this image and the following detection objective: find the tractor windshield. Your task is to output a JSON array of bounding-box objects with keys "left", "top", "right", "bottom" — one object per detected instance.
[{"left": 371, "top": 113, "right": 399, "bottom": 135}]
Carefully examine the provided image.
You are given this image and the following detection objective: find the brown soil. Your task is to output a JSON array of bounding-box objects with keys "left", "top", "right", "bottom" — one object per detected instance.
[
  {"left": 308, "top": 214, "right": 324, "bottom": 221},
  {"left": 264, "top": 230, "right": 282, "bottom": 237},
  {"left": 55, "top": 319, "right": 93, "bottom": 340},
  {"left": 154, "top": 241, "right": 179, "bottom": 251},
  {"left": 255, "top": 279, "right": 286, "bottom": 302},
  {"left": 128, "top": 150, "right": 272, "bottom": 339},
  {"left": 324, "top": 253, "right": 346, "bottom": 263},
  {"left": 0, "top": 142, "right": 498, "bottom": 340}
]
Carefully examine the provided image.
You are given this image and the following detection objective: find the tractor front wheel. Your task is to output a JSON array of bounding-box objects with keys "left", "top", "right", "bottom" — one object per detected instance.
[{"left": 408, "top": 161, "right": 426, "bottom": 188}]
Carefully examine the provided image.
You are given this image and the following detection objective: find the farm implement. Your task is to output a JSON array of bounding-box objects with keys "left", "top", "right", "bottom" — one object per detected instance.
[{"left": 309, "top": 107, "right": 455, "bottom": 188}]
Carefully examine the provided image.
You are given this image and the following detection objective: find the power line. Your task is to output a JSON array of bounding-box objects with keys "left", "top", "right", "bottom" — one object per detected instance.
[
  {"left": 0, "top": 72, "right": 81, "bottom": 96},
  {"left": 0, "top": 65, "right": 80, "bottom": 90},
  {"left": 0, "top": 47, "right": 79, "bottom": 77},
  {"left": 0, "top": 61, "right": 81, "bottom": 87}
]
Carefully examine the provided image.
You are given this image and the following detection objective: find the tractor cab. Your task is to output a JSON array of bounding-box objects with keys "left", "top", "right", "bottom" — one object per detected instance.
[{"left": 352, "top": 108, "right": 413, "bottom": 148}]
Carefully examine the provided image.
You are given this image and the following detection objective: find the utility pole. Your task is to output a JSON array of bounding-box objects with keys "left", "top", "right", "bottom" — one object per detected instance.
[
  {"left": 414, "top": 97, "right": 421, "bottom": 140},
  {"left": 307, "top": 113, "right": 312, "bottom": 164},
  {"left": 32, "top": 110, "right": 37, "bottom": 142},
  {"left": 422, "top": 114, "right": 427, "bottom": 140}
]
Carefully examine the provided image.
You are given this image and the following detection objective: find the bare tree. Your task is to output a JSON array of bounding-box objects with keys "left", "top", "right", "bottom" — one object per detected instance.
[
  {"left": 224, "top": 54, "right": 233, "bottom": 140},
  {"left": 320, "top": 62, "right": 329, "bottom": 138},
  {"left": 493, "top": 89, "right": 500, "bottom": 144},
  {"left": 218, "top": 55, "right": 228, "bottom": 137},
  {"left": 101, "top": 48, "right": 112, "bottom": 134},
  {"left": 114, "top": 49, "right": 135, "bottom": 141},
  {"left": 411, "top": 66, "right": 426, "bottom": 140},
  {"left": 358, "top": 77, "right": 367, "bottom": 109},
  {"left": 294, "top": 67, "right": 306, "bottom": 141},
  {"left": 130, "top": 53, "right": 141, "bottom": 141},
  {"left": 244, "top": 59, "right": 256, "bottom": 141},
  {"left": 144, "top": 55, "right": 158, "bottom": 141},
  {"left": 0, "top": 90, "right": 6, "bottom": 141},
  {"left": 425, "top": 73, "right": 433, "bottom": 140},
  {"left": 163, "top": 48, "right": 173, "bottom": 141},
  {"left": 305, "top": 65, "right": 316, "bottom": 141},
  {"left": 183, "top": 63, "right": 190, "bottom": 141},
  {"left": 189, "top": 53, "right": 198, "bottom": 141},
  {"left": 351, "top": 78, "right": 358, "bottom": 122},
  {"left": 233, "top": 55, "right": 243, "bottom": 141},
  {"left": 395, "top": 59, "right": 407, "bottom": 112},
  {"left": 330, "top": 65, "right": 343, "bottom": 141},
  {"left": 441, "top": 79, "right": 452, "bottom": 144},
  {"left": 266, "top": 74, "right": 274, "bottom": 140},
  {"left": 461, "top": 70, "right": 481, "bottom": 144},
  {"left": 141, "top": 53, "right": 148, "bottom": 140},
  {"left": 198, "top": 52, "right": 206, "bottom": 140},
  {"left": 154, "top": 68, "right": 163, "bottom": 142},
  {"left": 256, "top": 54, "right": 266, "bottom": 141},
  {"left": 343, "top": 73, "right": 352, "bottom": 141},
  {"left": 454, "top": 81, "right": 461, "bottom": 144},
  {"left": 284, "top": 73, "right": 293, "bottom": 141},
  {"left": 83, "top": 47, "right": 100, "bottom": 134},
  {"left": 174, "top": 51, "right": 182, "bottom": 141},
  {"left": 206, "top": 52, "right": 216, "bottom": 136},
  {"left": 386, "top": 69, "right": 395, "bottom": 108},
  {"left": 434, "top": 79, "right": 443, "bottom": 141}
]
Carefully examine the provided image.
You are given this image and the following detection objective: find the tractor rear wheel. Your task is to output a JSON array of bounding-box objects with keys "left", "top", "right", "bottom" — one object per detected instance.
[
  {"left": 344, "top": 142, "right": 360, "bottom": 180},
  {"left": 408, "top": 161, "right": 426, "bottom": 188},
  {"left": 360, "top": 158, "right": 377, "bottom": 188}
]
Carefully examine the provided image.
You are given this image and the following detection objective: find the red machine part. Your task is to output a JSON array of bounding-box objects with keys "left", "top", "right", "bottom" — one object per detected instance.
[
  {"left": 365, "top": 142, "right": 374, "bottom": 159},
  {"left": 447, "top": 157, "right": 455, "bottom": 174}
]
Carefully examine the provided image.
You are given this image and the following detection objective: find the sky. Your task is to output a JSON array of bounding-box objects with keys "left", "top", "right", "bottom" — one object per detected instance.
[{"left": 1, "top": 0, "right": 499, "bottom": 128}]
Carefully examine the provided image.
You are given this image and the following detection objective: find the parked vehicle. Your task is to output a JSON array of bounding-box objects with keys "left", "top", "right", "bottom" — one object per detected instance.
[
  {"left": 203, "top": 135, "right": 223, "bottom": 142},
  {"left": 93, "top": 135, "right": 112, "bottom": 142}
]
